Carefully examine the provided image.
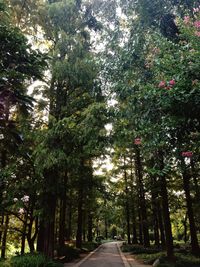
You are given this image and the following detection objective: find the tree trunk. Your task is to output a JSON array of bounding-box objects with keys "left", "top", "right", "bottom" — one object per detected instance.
[
  {"left": 138, "top": 209, "right": 143, "bottom": 245},
  {"left": 152, "top": 199, "right": 160, "bottom": 247},
  {"left": 157, "top": 202, "right": 166, "bottom": 249},
  {"left": 0, "top": 213, "right": 4, "bottom": 246},
  {"left": 181, "top": 158, "right": 200, "bottom": 255},
  {"left": 158, "top": 151, "right": 174, "bottom": 260},
  {"left": 76, "top": 187, "right": 83, "bottom": 248},
  {"left": 123, "top": 159, "right": 131, "bottom": 244},
  {"left": 21, "top": 215, "right": 28, "bottom": 255},
  {"left": 191, "top": 160, "right": 200, "bottom": 201},
  {"left": 88, "top": 212, "right": 93, "bottom": 241},
  {"left": 37, "top": 170, "right": 57, "bottom": 258},
  {"left": 183, "top": 213, "right": 188, "bottom": 243},
  {"left": 151, "top": 175, "right": 160, "bottom": 247},
  {"left": 66, "top": 195, "right": 72, "bottom": 241},
  {"left": 1, "top": 214, "right": 9, "bottom": 259},
  {"left": 131, "top": 205, "right": 138, "bottom": 244},
  {"left": 83, "top": 211, "right": 86, "bottom": 242},
  {"left": 58, "top": 174, "right": 68, "bottom": 250},
  {"left": 135, "top": 146, "right": 150, "bottom": 247},
  {"left": 130, "top": 156, "right": 138, "bottom": 244}
]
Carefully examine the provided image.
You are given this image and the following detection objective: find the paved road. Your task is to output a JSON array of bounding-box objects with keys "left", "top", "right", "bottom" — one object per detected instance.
[
  {"left": 66, "top": 242, "right": 125, "bottom": 267},
  {"left": 80, "top": 242, "right": 124, "bottom": 267}
]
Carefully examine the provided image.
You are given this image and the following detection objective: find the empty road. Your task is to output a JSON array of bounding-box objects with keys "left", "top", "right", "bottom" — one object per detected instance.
[{"left": 64, "top": 241, "right": 125, "bottom": 267}]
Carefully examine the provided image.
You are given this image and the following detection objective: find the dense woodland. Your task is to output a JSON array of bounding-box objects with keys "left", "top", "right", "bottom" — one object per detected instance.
[{"left": 0, "top": 0, "right": 200, "bottom": 266}]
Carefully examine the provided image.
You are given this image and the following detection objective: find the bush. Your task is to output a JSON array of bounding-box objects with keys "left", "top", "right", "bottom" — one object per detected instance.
[
  {"left": 57, "top": 245, "right": 80, "bottom": 262},
  {"left": 82, "top": 241, "right": 99, "bottom": 251},
  {"left": 0, "top": 260, "right": 10, "bottom": 267},
  {"left": 121, "top": 244, "right": 161, "bottom": 254},
  {"left": 10, "top": 253, "right": 63, "bottom": 267}
]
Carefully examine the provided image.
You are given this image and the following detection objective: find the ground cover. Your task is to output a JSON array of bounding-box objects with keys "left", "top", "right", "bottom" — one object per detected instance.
[{"left": 122, "top": 244, "right": 200, "bottom": 267}]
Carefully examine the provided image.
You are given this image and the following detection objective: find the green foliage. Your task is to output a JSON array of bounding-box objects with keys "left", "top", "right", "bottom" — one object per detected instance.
[
  {"left": 57, "top": 245, "right": 80, "bottom": 262},
  {"left": 121, "top": 244, "right": 161, "bottom": 255},
  {"left": 122, "top": 245, "right": 200, "bottom": 266},
  {"left": 10, "top": 253, "right": 63, "bottom": 267},
  {"left": 82, "top": 241, "right": 99, "bottom": 251}
]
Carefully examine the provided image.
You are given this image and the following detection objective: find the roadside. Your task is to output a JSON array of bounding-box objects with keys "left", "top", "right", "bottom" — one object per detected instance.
[{"left": 117, "top": 243, "right": 152, "bottom": 267}]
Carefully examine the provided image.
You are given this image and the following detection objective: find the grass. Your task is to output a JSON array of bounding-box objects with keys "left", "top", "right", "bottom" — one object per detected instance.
[{"left": 121, "top": 244, "right": 200, "bottom": 267}]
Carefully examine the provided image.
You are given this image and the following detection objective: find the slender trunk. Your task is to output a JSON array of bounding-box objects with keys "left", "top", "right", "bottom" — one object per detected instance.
[
  {"left": 151, "top": 175, "right": 160, "bottom": 248},
  {"left": 76, "top": 187, "right": 83, "bottom": 248},
  {"left": 124, "top": 158, "right": 131, "bottom": 244},
  {"left": 181, "top": 158, "right": 200, "bottom": 255},
  {"left": 131, "top": 205, "right": 138, "bottom": 244},
  {"left": 138, "top": 209, "right": 143, "bottom": 245},
  {"left": 58, "top": 174, "right": 67, "bottom": 250},
  {"left": 1, "top": 214, "right": 9, "bottom": 259},
  {"left": 157, "top": 201, "right": 166, "bottom": 249},
  {"left": 87, "top": 213, "right": 93, "bottom": 241},
  {"left": 83, "top": 211, "right": 86, "bottom": 242},
  {"left": 135, "top": 146, "right": 150, "bottom": 247},
  {"left": 151, "top": 197, "right": 160, "bottom": 247},
  {"left": 21, "top": 212, "right": 28, "bottom": 255},
  {"left": 27, "top": 207, "right": 38, "bottom": 252},
  {"left": 183, "top": 213, "right": 188, "bottom": 244},
  {"left": 158, "top": 151, "right": 174, "bottom": 260},
  {"left": 66, "top": 195, "right": 72, "bottom": 241},
  {"left": 130, "top": 156, "right": 138, "bottom": 244},
  {"left": 0, "top": 213, "right": 4, "bottom": 245},
  {"left": 105, "top": 217, "right": 108, "bottom": 240}
]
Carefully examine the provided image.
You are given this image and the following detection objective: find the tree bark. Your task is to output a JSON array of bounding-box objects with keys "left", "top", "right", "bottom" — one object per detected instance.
[
  {"left": 158, "top": 151, "right": 174, "bottom": 260},
  {"left": 87, "top": 213, "right": 93, "bottom": 241},
  {"left": 66, "top": 194, "right": 72, "bottom": 241},
  {"left": 135, "top": 146, "right": 150, "bottom": 247},
  {"left": 76, "top": 187, "right": 83, "bottom": 248},
  {"left": 181, "top": 158, "right": 200, "bottom": 255},
  {"left": 130, "top": 156, "right": 138, "bottom": 244},
  {"left": 58, "top": 173, "right": 68, "bottom": 250},
  {"left": 123, "top": 158, "right": 131, "bottom": 244},
  {"left": 37, "top": 170, "right": 57, "bottom": 258},
  {"left": 138, "top": 208, "right": 143, "bottom": 245},
  {"left": 157, "top": 201, "right": 166, "bottom": 249},
  {"left": 1, "top": 214, "right": 9, "bottom": 259}
]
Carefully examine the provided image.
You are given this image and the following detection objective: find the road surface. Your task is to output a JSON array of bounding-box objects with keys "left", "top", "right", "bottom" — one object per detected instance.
[
  {"left": 64, "top": 241, "right": 125, "bottom": 267},
  {"left": 78, "top": 242, "right": 124, "bottom": 267}
]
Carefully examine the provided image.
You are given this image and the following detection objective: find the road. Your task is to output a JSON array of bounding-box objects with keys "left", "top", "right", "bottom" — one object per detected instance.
[{"left": 65, "top": 241, "right": 125, "bottom": 267}]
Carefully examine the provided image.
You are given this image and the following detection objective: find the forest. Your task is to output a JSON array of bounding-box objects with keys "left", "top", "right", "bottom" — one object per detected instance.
[{"left": 0, "top": 0, "right": 200, "bottom": 266}]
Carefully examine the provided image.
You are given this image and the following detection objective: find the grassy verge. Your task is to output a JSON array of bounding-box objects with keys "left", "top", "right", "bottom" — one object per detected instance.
[{"left": 121, "top": 244, "right": 200, "bottom": 267}]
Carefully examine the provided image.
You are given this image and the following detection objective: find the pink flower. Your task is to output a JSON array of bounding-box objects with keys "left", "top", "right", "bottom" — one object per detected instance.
[
  {"left": 158, "top": 81, "right": 166, "bottom": 88},
  {"left": 182, "top": 151, "right": 193, "bottom": 157},
  {"left": 195, "top": 31, "right": 200, "bottom": 37},
  {"left": 193, "top": 7, "right": 200, "bottom": 13},
  {"left": 134, "top": 138, "right": 141, "bottom": 145},
  {"left": 169, "top": 79, "right": 176, "bottom": 86},
  {"left": 194, "top": 21, "right": 200, "bottom": 28},
  {"left": 184, "top": 16, "right": 190, "bottom": 24}
]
